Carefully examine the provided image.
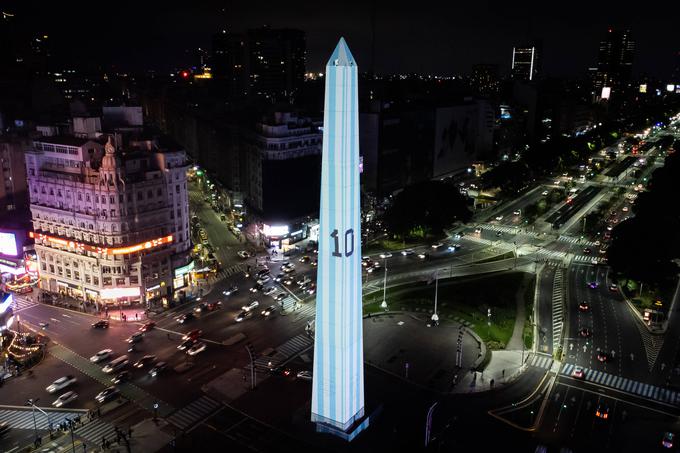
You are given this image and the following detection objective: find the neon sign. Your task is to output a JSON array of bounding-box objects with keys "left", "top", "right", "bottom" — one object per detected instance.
[{"left": 30, "top": 232, "right": 173, "bottom": 256}]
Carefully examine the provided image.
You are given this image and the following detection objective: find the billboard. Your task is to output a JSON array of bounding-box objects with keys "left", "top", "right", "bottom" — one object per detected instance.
[
  {"left": 100, "top": 287, "right": 141, "bottom": 299},
  {"left": 0, "top": 232, "right": 18, "bottom": 256},
  {"left": 639, "top": 84, "right": 647, "bottom": 93},
  {"left": 601, "top": 87, "right": 611, "bottom": 99}
]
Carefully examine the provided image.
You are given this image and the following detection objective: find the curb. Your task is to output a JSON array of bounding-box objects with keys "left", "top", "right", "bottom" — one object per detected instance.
[{"left": 619, "top": 286, "right": 663, "bottom": 334}]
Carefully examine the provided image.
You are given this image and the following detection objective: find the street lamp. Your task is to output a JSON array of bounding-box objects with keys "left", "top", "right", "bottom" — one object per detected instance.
[
  {"left": 380, "top": 257, "right": 388, "bottom": 310},
  {"left": 431, "top": 269, "right": 439, "bottom": 326},
  {"left": 25, "top": 398, "right": 39, "bottom": 443}
]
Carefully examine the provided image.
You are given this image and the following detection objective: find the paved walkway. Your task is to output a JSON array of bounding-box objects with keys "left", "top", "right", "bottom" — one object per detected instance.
[{"left": 506, "top": 273, "right": 531, "bottom": 350}]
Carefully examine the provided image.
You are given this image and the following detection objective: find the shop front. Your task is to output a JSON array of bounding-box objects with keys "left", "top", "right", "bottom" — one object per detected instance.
[
  {"left": 56, "top": 280, "right": 83, "bottom": 300},
  {"left": 144, "top": 282, "right": 170, "bottom": 308},
  {"left": 259, "top": 222, "right": 311, "bottom": 250},
  {"left": 100, "top": 286, "right": 141, "bottom": 306},
  {"left": 172, "top": 261, "right": 194, "bottom": 302}
]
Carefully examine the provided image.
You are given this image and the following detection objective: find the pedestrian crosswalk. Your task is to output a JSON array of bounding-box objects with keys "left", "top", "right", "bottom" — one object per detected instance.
[
  {"left": 552, "top": 268, "right": 565, "bottom": 352},
  {"left": 12, "top": 295, "right": 38, "bottom": 313},
  {"left": 572, "top": 255, "right": 605, "bottom": 264},
  {"left": 253, "top": 334, "right": 314, "bottom": 370},
  {"left": 74, "top": 418, "right": 117, "bottom": 445},
  {"left": 528, "top": 353, "right": 553, "bottom": 370},
  {"left": 209, "top": 263, "right": 246, "bottom": 281},
  {"left": 167, "top": 395, "right": 222, "bottom": 431},
  {"left": 0, "top": 408, "right": 85, "bottom": 430},
  {"left": 557, "top": 235, "right": 597, "bottom": 247},
  {"left": 561, "top": 363, "right": 680, "bottom": 406},
  {"left": 535, "top": 248, "right": 568, "bottom": 261}
]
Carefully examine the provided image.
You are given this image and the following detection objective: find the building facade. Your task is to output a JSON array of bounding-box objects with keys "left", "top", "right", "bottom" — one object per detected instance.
[
  {"left": 594, "top": 28, "right": 635, "bottom": 92},
  {"left": 511, "top": 45, "right": 540, "bottom": 82},
  {"left": 25, "top": 135, "right": 192, "bottom": 307},
  {"left": 0, "top": 138, "right": 29, "bottom": 213}
]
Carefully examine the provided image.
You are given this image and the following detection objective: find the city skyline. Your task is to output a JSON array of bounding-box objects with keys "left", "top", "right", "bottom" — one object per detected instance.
[{"left": 2, "top": 1, "right": 678, "bottom": 78}]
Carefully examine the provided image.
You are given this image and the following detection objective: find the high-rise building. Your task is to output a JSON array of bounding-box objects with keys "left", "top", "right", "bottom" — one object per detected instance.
[
  {"left": 0, "top": 138, "right": 29, "bottom": 213},
  {"left": 594, "top": 28, "right": 635, "bottom": 91},
  {"left": 511, "top": 45, "right": 540, "bottom": 81},
  {"left": 470, "top": 64, "right": 500, "bottom": 96},
  {"left": 25, "top": 135, "right": 192, "bottom": 307},
  {"left": 211, "top": 27, "right": 306, "bottom": 101},
  {"left": 311, "top": 38, "right": 367, "bottom": 441},
  {"left": 241, "top": 112, "right": 322, "bottom": 237}
]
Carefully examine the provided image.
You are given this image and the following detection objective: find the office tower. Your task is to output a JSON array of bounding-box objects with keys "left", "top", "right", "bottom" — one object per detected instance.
[
  {"left": 511, "top": 45, "right": 540, "bottom": 81},
  {"left": 594, "top": 28, "right": 635, "bottom": 91}
]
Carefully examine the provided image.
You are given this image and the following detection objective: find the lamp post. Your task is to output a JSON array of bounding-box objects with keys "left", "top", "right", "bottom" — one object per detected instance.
[
  {"left": 66, "top": 417, "right": 76, "bottom": 453},
  {"left": 244, "top": 344, "right": 256, "bottom": 389},
  {"left": 380, "top": 257, "right": 388, "bottom": 310},
  {"left": 26, "top": 398, "right": 39, "bottom": 443},
  {"left": 431, "top": 269, "right": 439, "bottom": 326}
]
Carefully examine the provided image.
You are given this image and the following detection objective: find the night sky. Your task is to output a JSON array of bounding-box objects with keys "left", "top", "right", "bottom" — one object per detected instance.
[{"left": 6, "top": 0, "right": 678, "bottom": 78}]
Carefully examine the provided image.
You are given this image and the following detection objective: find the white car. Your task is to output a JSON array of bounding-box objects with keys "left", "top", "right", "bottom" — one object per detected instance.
[
  {"left": 222, "top": 285, "right": 238, "bottom": 296},
  {"left": 242, "top": 301, "right": 260, "bottom": 312},
  {"left": 52, "top": 391, "right": 78, "bottom": 408},
  {"left": 89, "top": 349, "right": 113, "bottom": 363},
  {"left": 263, "top": 286, "right": 277, "bottom": 296},
  {"left": 186, "top": 342, "right": 206, "bottom": 356},
  {"left": 542, "top": 190, "right": 549, "bottom": 196},
  {"left": 401, "top": 249, "right": 414, "bottom": 256},
  {"left": 237, "top": 251, "right": 250, "bottom": 259},
  {"left": 495, "top": 215, "right": 504, "bottom": 221},
  {"left": 46, "top": 375, "right": 77, "bottom": 394},
  {"left": 379, "top": 252, "right": 392, "bottom": 259},
  {"left": 296, "top": 370, "right": 312, "bottom": 381},
  {"left": 262, "top": 305, "right": 278, "bottom": 317},
  {"left": 513, "top": 210, "right": 521, "bottom": 215},
  {"left": 431, "top": 243, "right": 443, "bottom": 249},
  {"left": 257, "top": 275, "right": 271, "bottom": 285}
]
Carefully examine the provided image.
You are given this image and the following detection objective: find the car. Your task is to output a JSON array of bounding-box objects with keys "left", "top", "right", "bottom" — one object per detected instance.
[
  {"left": 579, "top": 327, "right": 591, "bottom": 337},
  {"left": 595, "top": 404, "right": 609, "bottom": 419},
  {"left": 52, "top": 391, "right": 78, "bottom": 408},
  {"left": 372, "top": 261, "right": 381, "bottom": 270},
  {"left": 92, "top": 320, "right": 109, "bottom": 329},
  {"left": 542, "top": 190, "right": 549, "bottom": 196},
  {"left": 495, "top": 215, "right": 504, "bottom": 221},
  {"left": 311, "top": 260, "right": 318, "bottom": 267},
  {"left": 588, "top": 281, "right": 599, "bottom": 289},
  {"left": 182, "top": 329, "right": 202, "bottom": 341},
  {"left": 274, "top": 273, "right": 285, "bottom": 282},
  {"left": 578, "top": 301, "right": 590, "bottom": 312},
  {"left": 193, "top": 302, "right": 208, "bottom": 314},
  {"left": 622, "top": 206, "right": 629, "bottom": 212},
  {"left": 496, "top": 231, "right": 503, "bottom": 237},
  {"left": 235, "top": 310, "right": 253, "bottom": 322},
  {"left": 609, "top": 283, "right": 618, "bottom": 292},
  {"left": 207, "top": 301, "right": 222, "bottom": 311},
  {"left": 257, "top": 275, "right": 271, "bottom": 285},
  {"left": 126, "top": 332, "right": 144, "bottom": 344},
  {"left": 297, "top": 276, "right": 312, "bottom": 287},
  {"left": 594, "top": 240, "right": 601, "bottom": 246},
  {"left": 662, "top": 432, "right": 675, "bottom": 449},
  {"left": 175, "top": 313, "right": 195, "bottom": 324},
  {"left": 0, "top": 421, "right": 9, "bottom": 437},
  {"left": 223, "top": 285, "right": 238, "bottom": 296},
  {"left": 307, "top": 283, "right": 316, "bottom": 295},
  {"left": 148, "top": 362, "right": 168, "bottom": 377},
  {"left": 237, "top": 251, "right": 250, "bottom": 259},
  {"left": 95, "top": 386, "right": 120, "bottom": 403},
  {"left": 513, "top": 210, "right": 521, "bottom": 216},
  {"left": 418, "top": 252, "right": 428, "bottom": 259},
  {"left": 242, "top": 301, "right": 259, "bottom": 312},
  {"left": 379, "top": 252, "right": 392, "bottom": 259},
  {"left": 583, "top": 248, "right": 592, "bottom": 255},
  {"left": 187, "top": 342, "right": 206, "bottom": 356},
  {"left": 46, "top": 375, "right": 77, "bottom": 394},
  {"left": 282, "top": 264, "right": 296, "bottom": 273},
  {"left": 274, "top": 293, "right": 286, "bottom": 301},
  {"left": 571, "top": 366, "right": 585, "bottom": 379},
  {"left": 90, "top": 349, "right": 113, "bottom": 363},
  {"left": 361, "top": 257, "right": 372, "bottom": 267},
  {"left": 597, "top": 351, "right": 610, "bottom": 362},
  {"left": 177, "top": 339, "right": 196, "bottom": 351},
  {"left": 296, "top": 370, "right": 312, "bottom": 381},
  {"left": 134, "top": 355, "right": 156, "bottom": 369},
  {"left": 262, "top": 305, "right": 278, "bottom": 317},
  {"left": 256, "top": 268, "right": 270, "bottom": 278},
  {"left": 263, "top": 286, "right": 277, "bottom": 296},
  {"left": 270, "top": 366, "right": 291, "bottom": 377},
  {"left": 431, "top": 243, "right": 443, "bottom": 249},
  {"left": 111, "top": 371, "right": 130, "bottom": 384},
  {"left": 299, "top": 255, "right": 311, "bottom": 263},
  {"left": 474, "top": 227, "right": 482, "bottom": 233},
  {"left": 102, "top": 356, "right": 129, "bottom": 374},
  {"left": 139, "top": 321, "right": 155, "bottom": 332},
  {"left": 401, "top": 249, "right": 414, "bottom": 256},
  {"left": 283, "top": 276, "right": 295, "bottom": 285}
]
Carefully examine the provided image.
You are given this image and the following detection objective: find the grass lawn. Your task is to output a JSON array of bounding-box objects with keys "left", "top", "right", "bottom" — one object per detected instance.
[{"left": 364, "top": 272, "right": 532, "bottom": 350}]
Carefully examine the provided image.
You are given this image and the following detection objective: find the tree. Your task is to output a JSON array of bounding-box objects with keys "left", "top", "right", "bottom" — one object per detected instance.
[{"left": 383, "top": 180, "right": 472, "bottom": 239}]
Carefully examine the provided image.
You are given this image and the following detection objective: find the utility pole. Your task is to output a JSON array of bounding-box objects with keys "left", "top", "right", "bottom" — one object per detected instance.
[
  {"left": 244, "top": 344, "right": 256, "bottom": 389},
  {"left": 380, "top": 257, "right": 388, "bottom": 310},
  {"left": 26, "top": 398, "right": 39, "bottom": 444},
  {"left": 431, "top": 269, "right": 439, "bottom": 326}
]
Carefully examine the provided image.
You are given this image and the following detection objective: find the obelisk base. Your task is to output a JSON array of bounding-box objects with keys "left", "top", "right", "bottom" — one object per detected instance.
[{"left": 312, "top": 408, "right": 370, "bottom": 442}]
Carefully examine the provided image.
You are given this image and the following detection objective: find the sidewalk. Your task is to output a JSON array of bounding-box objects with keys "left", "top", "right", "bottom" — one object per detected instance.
[{"left": 452, "top": 350, "right": 527, "bottom": 393}]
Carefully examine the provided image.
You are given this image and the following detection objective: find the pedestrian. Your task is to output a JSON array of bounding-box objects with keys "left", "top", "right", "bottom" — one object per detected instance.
[
  {"left": 502, "top": 369, "right": 505, "bottom": 378},
  {"left": 135, "top": 313, "right": 138, "bottom": 321}
]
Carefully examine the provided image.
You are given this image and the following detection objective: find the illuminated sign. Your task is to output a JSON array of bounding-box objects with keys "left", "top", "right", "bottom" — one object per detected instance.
[
  {"left": 667, "top": 84, "right": 676, "bottom": 92},
  {"left": 639, "top": 84, "right": 647, "bottom": 93},
  {"left": 0, "top": 232, "right": 18, "bottom": 256},
  {"left": 100, "top": 287, "right": 140, "bottom": 299},
  {"left": 0, "top": 257, "right": 19, "bottom": 267},
  {"left": 0, "top": 293, "right": 13, "bottom": 314},
  {"left": 30, "top": 232, "right": 173, "bottom": 256},
  {"left": 601, "top": 87, "right": 611, "bottom": 99},
  {"left": 174, "top": 261, "right": 195, "bottom": 277},
  {"left": 262, "top": 225, "right": 289, "bottom": 237}
]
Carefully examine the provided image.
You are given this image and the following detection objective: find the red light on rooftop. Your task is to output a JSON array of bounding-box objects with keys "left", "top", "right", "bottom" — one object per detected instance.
[{"left": 181, "top": 70, "right": 189, "bottom": 79}]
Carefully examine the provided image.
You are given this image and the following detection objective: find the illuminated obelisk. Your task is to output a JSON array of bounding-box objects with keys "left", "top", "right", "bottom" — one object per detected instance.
[{"left": 311, "top": 38, "right": 366, "bottom": 440}]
